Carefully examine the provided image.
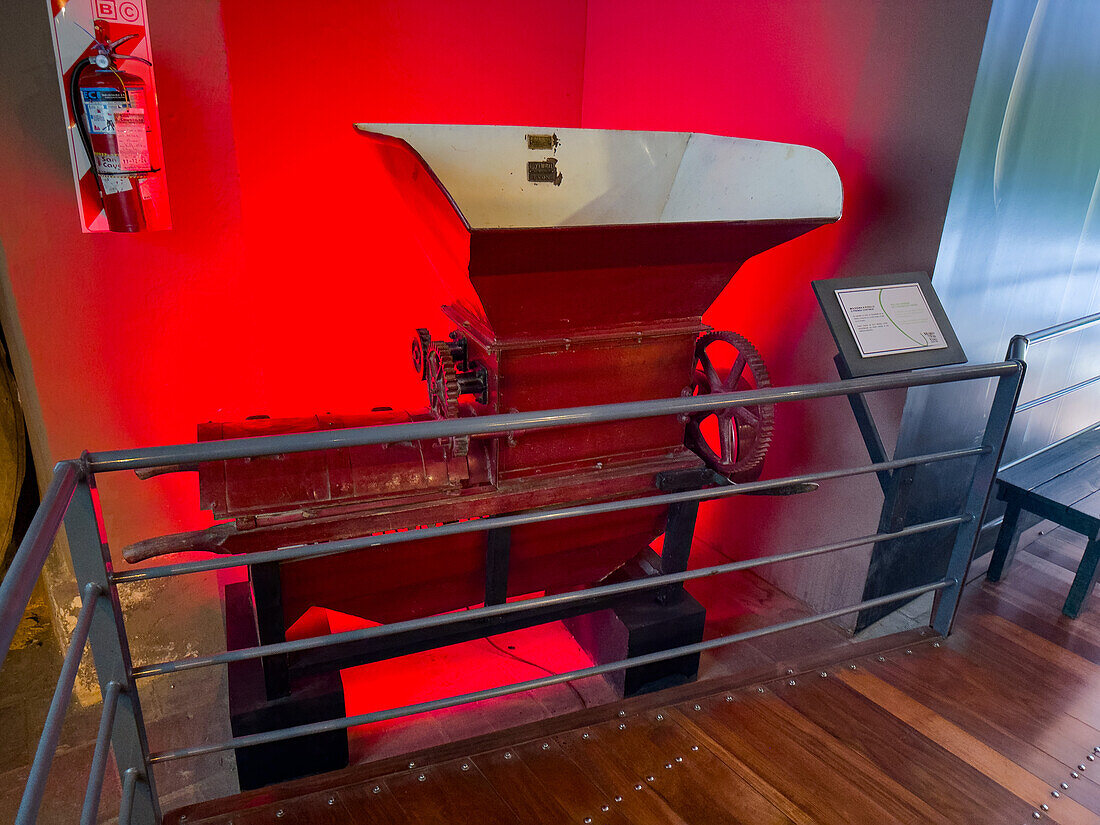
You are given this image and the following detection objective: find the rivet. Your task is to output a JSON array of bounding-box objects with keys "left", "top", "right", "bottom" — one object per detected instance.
[
  {"left": 408, "top": 762, "right": 415, "bottom": 769},
  {"left": 1089, "top": 754, "right": 1096, "bottom": 761},
  {"left": 635, "top": 784, "right": 643, "bottom": 791},
  {"left": 1041, "top": 804, "right": 1049, "bottom": 811},
  {"left": 646, "top": 775, "right": 655, "bottom": 782},
  {"left": 504, "top": 752, "right": 512, "bottom": 760},
  {"left": 601, "top": 805, "right": 609, "bottom": 812},
  {"left": 691, "top": 745, "right": 699, "bottom": 751},
  {"left": 543, "top": 742, "right": 550, "bottom": 750},
  {"left": 1079, "top": 764, "right": 1087, "bottom": 771},
  {"left": 786, "top": 668, "right": 794, "bottom": 675},
  {"left": 1095, "top": 746, "right": 1100, "bottom": 754},
  {"left": 461, "top": 763, "right": 470, "bottom": 771},
  {"left": 877, "top": 656, "right": 886, "bottom": 662},
  {"left": 1072, "top": 772, "right": 1080, "bottom": 779},
  {"left": 905, "top": 649, "right": 913, "bottom": 655},
  {"left": 675, "top": 756, "right": 683, "bottom": 763},
  {"left": 788, "top": 680, "right": 796, "bottom": 686},
  {"left": 849, "top": 664, "right": 857, "bottom": 670},
  {"left": 694, "top": 704, "right": 701, "bottom": 711},
  {"left": 582, "top": 733, "right": 589, "bottom": 739},
  {"left": 656, "top": 714, "right": 664, "bottom": 721},
  {"left": 614, "top": 795, "right": 622, "bottom": 802},
  {"left": 1061, "top": 783, "right": 1069, "bottom": 789},
  {"left": 418, "top": 774, "right": 426, "bottom": 782},
  {"left": 619, "top": 723, "right": 626, "bottom": 730},
  {"left": 275, "top": 811, "right": 284, "bottom": 819},
  {"left": 933, "top": 642, "right": 941, "bottom": 648},
  {"left": 327, "top": 797, "right": 335, "bottom": 806},
  {"left": 726, "top": 695, "right": 733, "bottom": 701},
  {"left": 757, "top": 687, "right": 765, "bottom": 693},
  {"left": 584, "top": 818, "right": 592, "bottom": 824},
  {"left": 665, "top": 763, "right": 673, "bottom": 769},
  {"left": 1052, "top": 790, "right": 1060, "bottom": 798},
  {"left": 619, "top": 710, "right": 626, "bottom": 717},
  {"left": 1033, "top": 812, "right": 1041, "bottom": 819},
  {"left": 372, "top": 786, "right": 381, "bottom": 794},
  {"left": 820, "top": 671, "right": 827, "bottom": 678}
]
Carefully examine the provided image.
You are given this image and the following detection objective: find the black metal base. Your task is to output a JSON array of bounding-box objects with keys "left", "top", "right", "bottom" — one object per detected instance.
[
  {"left": 224, "top": 581, "right": 349, "bottom": 790},
  {"left": 564, "top": 577, "right": 706, "bottom": 697}
]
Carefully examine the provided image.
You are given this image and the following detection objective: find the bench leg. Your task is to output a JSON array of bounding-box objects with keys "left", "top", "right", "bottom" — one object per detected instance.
[
  {"left": 987, "top": 500, "right": 1023, "bottom": 583},
  {"left": 1063, "top": 535, "right": 1100, "bottom": 619}
]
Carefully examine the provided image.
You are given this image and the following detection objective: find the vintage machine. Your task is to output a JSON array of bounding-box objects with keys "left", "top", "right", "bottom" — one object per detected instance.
[{"left": 125, "top": 125, "right": 842, "bottom": 787}]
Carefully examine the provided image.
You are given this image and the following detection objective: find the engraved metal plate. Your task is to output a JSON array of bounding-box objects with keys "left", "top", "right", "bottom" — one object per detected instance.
[
  {"left": 527, "top": 158, "right": 563, "bottom": 185},
  {"left": 526, "top": 133, "right": 558, "bottom": 151}
]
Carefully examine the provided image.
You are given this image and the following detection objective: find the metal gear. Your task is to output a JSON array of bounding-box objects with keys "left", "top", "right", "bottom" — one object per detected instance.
[
  {"left": 411, "top": 328, "right": 432, "bottom": 379},
  {"left": 426, "top": 342, "right": 468, "bottom": 456},
  {"left": 683, "top": 330, "right": 775, "bottom": 482},
  {"left": 426, "top": 343, "right": 459, "bottom": 421}
]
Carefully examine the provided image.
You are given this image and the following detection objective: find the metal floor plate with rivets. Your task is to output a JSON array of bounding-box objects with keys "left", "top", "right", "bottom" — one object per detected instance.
[{"left": 166, "top": 544, "right": 1100, "bottom": 825}]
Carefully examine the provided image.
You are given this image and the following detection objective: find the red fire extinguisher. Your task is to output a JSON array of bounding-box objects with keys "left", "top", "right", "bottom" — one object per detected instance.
[{"left": 70, "top": 34, "right": 159, "bottom": 233}]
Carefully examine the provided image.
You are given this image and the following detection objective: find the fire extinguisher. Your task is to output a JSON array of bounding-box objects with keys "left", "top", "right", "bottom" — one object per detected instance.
[{"left": 70, "top": 34, "right": 159, "bottom": 233}]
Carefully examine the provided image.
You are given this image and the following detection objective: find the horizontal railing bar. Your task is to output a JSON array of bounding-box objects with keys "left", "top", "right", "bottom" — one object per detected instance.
[
  {"left": 1016, "top": 373, "right": 1100, "bottom": 413},
  {"left": 117, "top": 768, "right": 139, "bottom": 825},
  {"left": 15, "top": 582, "right": 102, "bottom": 825},
  {"left": 86, "top": 361, "right": 1016, "bottom": 473},
  {"left": 132, "top": 515, "right": 967, "bottom": 679},
  {"left": 0, "top": 463, "right": 79, "bottom": 672},
  {"left": 999, "top": 421, "right": 1100, "bottom": 472},
  {"left": 113, "top": 446, "right": 985, "bottom": 583},
  {"left": 147, "top": 579, "right": 949, "bottom": 763},
  {"left": 80, "top": 680, "right": 123, "bottom": 825},
  {"left": 1018, "top": 311, "right": 1100, "bottom": 347}
]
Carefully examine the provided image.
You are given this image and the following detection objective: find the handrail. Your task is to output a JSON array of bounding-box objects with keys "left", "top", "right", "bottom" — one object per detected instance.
[
  {"left": 0, "top": 357, "right": 1024, "bottom": 823},
  {"left": 1011, "top": 310, "right": 1100, "bottom": 350},
  {"left": 146, "top": 579, "right": 951, "bottom": 764},
  {"left": 85, "top": 360, "right": 1017, "bottom": 473},
  {"left": 15, "top": 583, "right": 102, "bottom": 825},
  {"left": 113, "top": 446, "right": 985, "bottom": 583},
  {"left": 130, "top": 515, "right": 968, "bottom": 679},
  {"left": 0, "top": 463, "right": 79, "bottom": 671}
]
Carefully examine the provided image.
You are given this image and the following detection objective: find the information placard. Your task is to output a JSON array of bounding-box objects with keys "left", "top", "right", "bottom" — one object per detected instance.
[{"left": 813, "top": 273, "right": 965, "bottom": 377}]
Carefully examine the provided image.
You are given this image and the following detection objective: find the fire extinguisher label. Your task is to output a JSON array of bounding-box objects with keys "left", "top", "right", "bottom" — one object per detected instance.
[
  {"left": 80, "top": 87, "right": 127, "bottom": 134},
  {"left": 114, "top": 111, "right": 150, "bottom": 171}
]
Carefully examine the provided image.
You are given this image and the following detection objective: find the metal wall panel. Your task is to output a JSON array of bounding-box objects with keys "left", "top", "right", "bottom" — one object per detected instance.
[{"left": 862, "top": 0, "right": 1100, "bottom": 627}]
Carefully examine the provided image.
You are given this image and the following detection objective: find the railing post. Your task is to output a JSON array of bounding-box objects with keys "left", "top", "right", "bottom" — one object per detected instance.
[
  {"left": 931, "top": 362, "right": 1025, "bottom": 635},
  {"left": 63, "top": 465, "right": 160, "bottom": 824}
]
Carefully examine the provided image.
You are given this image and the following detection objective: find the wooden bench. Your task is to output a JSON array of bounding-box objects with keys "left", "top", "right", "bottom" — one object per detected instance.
[{"left": 986, "top": 424, "right": 1100, "bottom": 618}]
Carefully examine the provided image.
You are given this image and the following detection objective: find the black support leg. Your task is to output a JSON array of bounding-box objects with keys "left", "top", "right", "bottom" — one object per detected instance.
[
  {"left": 485, "top": 527, "right": 511, "bottom": 606},
  {"left": 1064, "top": 534, "right": 1100, "bottom": 619},
  {"left": 986, "top": 499, "right": 1023, "bottom": 583},
  {"left": 659, "top": 501, "right": 700, "bottom": 603}
]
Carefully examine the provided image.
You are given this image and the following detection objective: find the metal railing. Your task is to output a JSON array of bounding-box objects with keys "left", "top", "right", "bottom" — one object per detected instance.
[
  {"left": 1000, "top": 310, "right": 1100, "bottom": 467},
  {"left": 0, "top": 357, "right": 1024, "bottom": 824}
]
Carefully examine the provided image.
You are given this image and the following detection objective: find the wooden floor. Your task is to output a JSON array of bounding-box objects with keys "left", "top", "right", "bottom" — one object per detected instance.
[{"left": 166, "top": 531, "right": 1100, "bottom": 825}]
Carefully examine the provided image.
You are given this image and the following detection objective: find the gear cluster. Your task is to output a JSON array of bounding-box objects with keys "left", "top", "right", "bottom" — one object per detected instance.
[{"left": 412, "top": 328, "right": 489, "bottom": 458}]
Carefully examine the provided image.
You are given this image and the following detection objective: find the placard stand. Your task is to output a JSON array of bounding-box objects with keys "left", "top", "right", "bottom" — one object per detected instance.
[{"left": 813, "top": 273, "right": 966, "bottom": 631}]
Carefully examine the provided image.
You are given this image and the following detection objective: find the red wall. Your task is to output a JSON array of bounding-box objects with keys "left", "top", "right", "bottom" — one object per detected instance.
[{"left": 0, "top": 1, "right": 988, "bottom": 606}]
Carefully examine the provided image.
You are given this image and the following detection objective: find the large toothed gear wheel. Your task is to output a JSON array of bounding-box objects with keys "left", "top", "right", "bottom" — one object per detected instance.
[{"left": 684, "top": 330, "right": 775, "bottom": 482}]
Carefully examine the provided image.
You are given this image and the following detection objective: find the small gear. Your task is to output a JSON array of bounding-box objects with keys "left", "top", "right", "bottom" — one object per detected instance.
[
  {"left": 426, "top": 343, "right": 459, "bottom": 420},
  {"left": 411, "top": 328, "right": 432, "bottom": 379},
  {"left": 426, "top": 342, "right": 468, "bottom": 456}
]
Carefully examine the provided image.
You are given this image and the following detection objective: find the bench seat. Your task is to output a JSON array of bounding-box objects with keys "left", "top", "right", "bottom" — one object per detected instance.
[{"left": 987, "top": 424, "right": 1100, "bottom": 618}]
